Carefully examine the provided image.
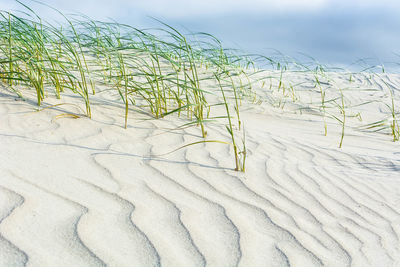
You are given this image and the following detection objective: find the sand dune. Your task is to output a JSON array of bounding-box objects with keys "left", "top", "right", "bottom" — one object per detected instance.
[{"left": 0, "top": 72, "right": 399, "bottom": 267}]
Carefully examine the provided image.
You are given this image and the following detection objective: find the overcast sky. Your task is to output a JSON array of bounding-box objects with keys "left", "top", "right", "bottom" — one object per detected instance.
[
  {"left": 2, "top": 0, "right": 398, "bottom": 18},
  {"left": 1, "top": 0, "right": 399, "bottom": 69}
]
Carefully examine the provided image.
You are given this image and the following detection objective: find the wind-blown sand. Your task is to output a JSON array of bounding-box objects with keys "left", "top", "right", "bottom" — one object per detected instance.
[{"left": 0, "top": 71, "right": 399, "bottom": 267}]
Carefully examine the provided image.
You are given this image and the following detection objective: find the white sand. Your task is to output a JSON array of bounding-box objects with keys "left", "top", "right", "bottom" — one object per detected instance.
[{"left": 0, "top": 71, "right": 400, "bottom": 267}]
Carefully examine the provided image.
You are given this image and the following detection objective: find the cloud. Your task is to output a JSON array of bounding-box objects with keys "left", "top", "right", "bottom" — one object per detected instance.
[
  {"left": 129, "top": 0, "right": 329, "bottom": 17},
  {"left": 0, "top": 2, "right": 18, "bottom": 11},
  {"left": 123, "top": 0, "right": 400, "bottom": 18},
  {"left": 1, "top": 0, "right": 399, "bottom": 21}
]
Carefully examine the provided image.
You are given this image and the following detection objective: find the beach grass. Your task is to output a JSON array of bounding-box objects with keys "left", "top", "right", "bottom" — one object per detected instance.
[
  {"left": 1, "top": 3, "right": 399, "bottom": 173},
  {"left": 0, "top": 3, "right": 256, "bottom": 171}
]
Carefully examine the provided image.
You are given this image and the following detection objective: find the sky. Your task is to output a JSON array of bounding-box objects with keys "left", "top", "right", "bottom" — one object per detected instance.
[{"left": 1, "top": 0, "right": 399, "bottom": 70}]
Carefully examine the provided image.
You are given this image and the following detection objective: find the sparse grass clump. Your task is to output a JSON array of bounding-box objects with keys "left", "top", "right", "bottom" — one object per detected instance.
[
  {"left": 0, "top": 3, "right": 253, "bottom": 171},
  {"left": 1, "top": 3, "right": 399, "bottom": 174}
]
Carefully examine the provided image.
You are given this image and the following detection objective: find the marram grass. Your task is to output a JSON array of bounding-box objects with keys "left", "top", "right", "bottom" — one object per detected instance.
[
  {"left": 1, "top": 3, "right": 399, "bottom": 173},
  {"left": 0, "top": 3, "right": 252, "bottom": 171}
]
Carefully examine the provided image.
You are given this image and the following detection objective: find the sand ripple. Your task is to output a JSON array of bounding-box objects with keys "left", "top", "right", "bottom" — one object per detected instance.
[{"left": 0, "top": 74, "right": 399, "bottom": 266}]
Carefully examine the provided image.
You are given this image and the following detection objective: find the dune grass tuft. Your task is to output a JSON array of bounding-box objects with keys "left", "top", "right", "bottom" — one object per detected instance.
[
  {"left": 1, "top": 3, "right": 399, "bottom": 173},
  {"left": 0, "top": 3, "right": 257, "bottom": 171}
]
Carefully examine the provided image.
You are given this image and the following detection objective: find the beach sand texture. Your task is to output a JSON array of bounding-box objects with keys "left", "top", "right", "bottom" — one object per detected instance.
[{"left": 1, "top": 70, "right": 400, "bottom": 267}]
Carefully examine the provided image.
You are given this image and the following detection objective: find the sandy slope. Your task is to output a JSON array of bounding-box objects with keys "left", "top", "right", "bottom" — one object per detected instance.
[{"left": 0, "top": 72, "right": 400, "bottom": 267}]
